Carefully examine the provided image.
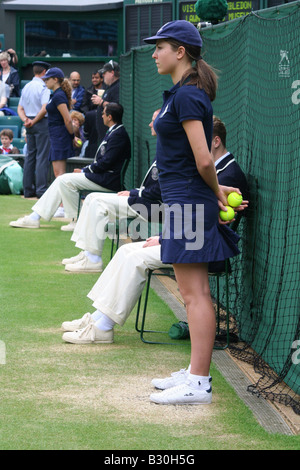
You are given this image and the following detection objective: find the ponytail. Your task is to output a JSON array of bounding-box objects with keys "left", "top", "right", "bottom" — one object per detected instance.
[
  {"left": 58, "top": 77, "right": 72, "bottom": 109},
  {"left": 168, "top": 39, "right": 218, "bottom": 102},
  {"left": 181, "top": 58, "right": 218, "bottom": 102}
]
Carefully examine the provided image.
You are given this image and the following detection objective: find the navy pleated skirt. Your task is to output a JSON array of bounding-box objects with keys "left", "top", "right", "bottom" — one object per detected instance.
[
  {"left": 160, "top": 175, "right": 240, "bottom": 264},
  {"left": 48, "top": 125, "right": 74, "bottom": 161}
]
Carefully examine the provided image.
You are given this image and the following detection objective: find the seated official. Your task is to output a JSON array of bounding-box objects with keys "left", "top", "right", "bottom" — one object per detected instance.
[
  {"left": 61, "top": 109, "right": 162, "bottom": 273},
  {"left": 61, "top": 116, "right": 249, "bottom": 345},
  {"left": 9, "top": 103, "right": 131, "bottom": 229}
]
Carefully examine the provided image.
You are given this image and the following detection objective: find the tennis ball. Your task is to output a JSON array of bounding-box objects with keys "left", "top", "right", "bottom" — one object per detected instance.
[
  {"left": 77, "top": 139, "right": 82, "bottom": 146},
  {"left": 227, "top": 191, "right": 243, "bottom": 208},
  {"left": 219, "top": 206, "right": 235, "bottom": 221}
]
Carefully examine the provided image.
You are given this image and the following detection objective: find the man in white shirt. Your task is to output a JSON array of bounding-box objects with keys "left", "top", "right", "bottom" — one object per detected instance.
[{"left": 17, "top": 60, "right": 51, "bottom": 198}]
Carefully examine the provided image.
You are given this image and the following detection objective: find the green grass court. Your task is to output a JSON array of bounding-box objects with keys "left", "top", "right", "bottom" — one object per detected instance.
[{"left": 0, "top": 195, "right": 299, "bottom": 450}]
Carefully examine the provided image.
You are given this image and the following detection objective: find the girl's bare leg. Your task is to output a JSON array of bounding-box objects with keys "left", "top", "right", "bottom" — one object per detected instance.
[
  {"left": 173, "top": 262, "right": 216, "bottom": 376},
  {"left": 52, "top": 160, "right": 66, "bottom": 178}
]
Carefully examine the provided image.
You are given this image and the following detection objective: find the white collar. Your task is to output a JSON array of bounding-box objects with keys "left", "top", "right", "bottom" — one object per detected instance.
[{"left": 214, "top": 152, "right": 231, "bottom": 167}]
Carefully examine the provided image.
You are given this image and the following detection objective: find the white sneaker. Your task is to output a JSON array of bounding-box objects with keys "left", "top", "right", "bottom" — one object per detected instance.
[
  {"left": 65, "top": 254, "right": 102, "bottom": 273},
  {"left": 61, "top": 220, "right": 76, "bottom": 232},
  {"left": 62, "top": 323, "right": 114, "bottom": 344},
  {"left": 150, "top": 382, "right": 212, "bottom": 405},
  {"left": 61, "top": 312, "right": 94, "bottom": 332},
  {"left": 53, "top": 206, "right": 65, "bottom": 218},
  {"left": 10, "top": 215, "right": 40, "bottom": 229},
  {"left": 62, "top": 251, "right": 85, "bottom": 265},
  {"left": 152, "top": 369, "right": 212, "bottom": 390},
  {"left": 151, "top": 369, "right": 189, "bottom": 390}
]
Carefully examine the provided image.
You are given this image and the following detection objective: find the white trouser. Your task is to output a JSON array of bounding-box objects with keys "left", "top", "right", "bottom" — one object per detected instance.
[
  {"left": 71, "top": 192, "right": 141, "bottom": 256},
  {"left": 87, "top": 241, "right": 171, "bottom": 326},
  {"left": 32, "top": 173, "right": 113, "bottom": 221}
]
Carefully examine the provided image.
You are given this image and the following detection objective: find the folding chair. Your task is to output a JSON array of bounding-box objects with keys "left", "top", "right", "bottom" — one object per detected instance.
[
  {"left": 135, "top": 266, "right": 183, "bottom": 345},
  {"left": 0, "top": 125, "right": 19, "bottom": 138},
  {"left": 135, "top": 214, "right": 243, "bottom": 347},
  {"left": 0, "top": 115, "right": 23, "bottom": 137},
  {"left": 8, "top": 97, "right": 20, "bottom": 107}
]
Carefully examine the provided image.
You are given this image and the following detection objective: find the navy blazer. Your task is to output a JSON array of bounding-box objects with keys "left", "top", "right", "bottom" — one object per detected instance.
[
  {"left": 128, "top": 159, "right": 162, "bottom": 221},
  {"left": 82, "top": 123, "right": 131, "bottom": 192},
  {"left": 216, "top": 153, "right": 249, "bottom": 202}
]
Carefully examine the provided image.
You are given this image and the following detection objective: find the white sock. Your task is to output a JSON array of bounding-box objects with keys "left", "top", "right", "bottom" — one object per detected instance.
[
  {"left": 91, "top": 310, "right": 103, "bottom": 322},
  {"left": 187, "top": 373, "right": 212, "bottom": 390},
  {"left": 85, "top": 251, "right": 102, "bottom": 264},
  {"left": 30, "top": 211, "right": 41, "bottom": 221},
  {"left": 95, "top": 314, "right": 116, "bottom": 331}
]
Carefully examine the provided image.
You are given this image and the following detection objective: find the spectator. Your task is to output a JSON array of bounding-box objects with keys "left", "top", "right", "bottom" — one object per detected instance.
[
  {"left": 60, "top": 116, "right": 248, "bottom": 345},
  {"left": 17, "top": 60, "right": 51, "bottom": 198},
  {"left": 61, "top": 109, "right": 162, "bottom": 271},
  {"left": 0, "top": 51, "right": 20, "bottom": 97},
  {"left": 0, "top": 46, "right": 18, "bottom": 66},
  {"left": 9, "top": 103, "right": 131, "bottom": 230},
  {"left": 42, "top": 67, "right": 74, "bottom": 178},
  {"left": 70, "top": 110, "right": 86, "bottom": 156},
  {"left": 70, "top": 71, "right": 85, "bottom": 112},
  {"left": 0, "top": 80, "right": 7, "bottom": 115},
  {"left": 82, "top": 109, "right": 98, "bottom": 159},
  {"left": 91, "top": 60, "right": 120, "bottom": 108},
  {"left": 0, "top": 128, "right": 20, "bottom": 154},
  {"left": 91, "top": 60, "right": 120, "bottom": 143},
  {"left": 81, "top": 70, "right": 106, "bottom": 115}
]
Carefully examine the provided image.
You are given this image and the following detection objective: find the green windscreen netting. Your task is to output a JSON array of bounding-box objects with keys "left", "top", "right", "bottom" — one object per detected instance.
[{"left": 120, "top": 1, "right": 300, "bottom": 414}]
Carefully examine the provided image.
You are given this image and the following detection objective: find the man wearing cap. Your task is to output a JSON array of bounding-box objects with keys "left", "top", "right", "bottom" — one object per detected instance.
[
  {"left": 81, "top": 70, "right": 106, "bottom": 115},
  {"left": 91, "top": 60, "right": 120, "bottom": 143},
  {"left": 17, "top": 61, "right": 51, "bottom": 198}
]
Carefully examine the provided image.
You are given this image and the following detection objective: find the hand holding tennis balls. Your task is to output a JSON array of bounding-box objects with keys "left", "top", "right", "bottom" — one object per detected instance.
[
  {"left": 219, "top": 192, "right": 243, "bottom": 221},
  {"left": 227, "top": 191, "right": 243, "bottom": 208},
  {"left": 219, "top": 206, "right": 235, "bottom": 221}
]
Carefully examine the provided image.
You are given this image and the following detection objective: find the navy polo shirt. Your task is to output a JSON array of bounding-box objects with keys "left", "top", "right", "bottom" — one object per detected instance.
[
  {"left": 46, "top": 88, "right": 69, "bottom": 127},
  {"left": 154, "top": 82, "right": 213, "bottom": 182}
]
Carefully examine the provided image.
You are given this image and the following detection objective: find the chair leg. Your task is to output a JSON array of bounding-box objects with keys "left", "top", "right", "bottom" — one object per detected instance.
[{"left": 135, "top": 270, "right": 186, "bottom": 345}]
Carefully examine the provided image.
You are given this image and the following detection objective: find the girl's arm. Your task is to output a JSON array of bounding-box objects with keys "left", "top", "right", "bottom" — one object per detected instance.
[
  {"left": 183, "top": 119, "right": 228, "bottom": 208},
  {"left": 57, "top": 103, "right": 74, "bottom": 136}
]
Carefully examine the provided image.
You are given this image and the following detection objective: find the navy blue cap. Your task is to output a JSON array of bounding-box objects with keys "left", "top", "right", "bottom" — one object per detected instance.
[
  {"left": 144, "top": 20, "right": 202, "bottom": 48},
  {"left": 42, "top": 67, "right": 64, "bottom": 80},
  {"left": 32, "top": 61, "right": 51, "bottom": 70}
]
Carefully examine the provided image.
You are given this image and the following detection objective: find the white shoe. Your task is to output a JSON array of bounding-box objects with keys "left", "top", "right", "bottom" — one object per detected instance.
[
  {"left": 10, "top": 215, "right": 40, "bottom": 229},
  {"left": 62, "top": 323, "right": 114, "bottom": 344},
  {"left": 53, "top": 206, "right": 65, "bottom": 218},
  {"left": 62, "top": 251, "right": 85, "bottom": 265},
  {"left": 65, "top": 254, "right": 102, "bottom": 273},
  {"left": 152, "top": 369, "right": 212, "bottom": 390},
  {"left": 151, "top": 368, "right": 189, "bottom": 390},
  {"left": 61, "top": 221, "right": 76, "bottom": 231},
  {"left": 61, "top": 312, "right": 94, "bottom": 332},
  {"left": 150, "top": 382, "right": 212, "bottom": 405}
]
